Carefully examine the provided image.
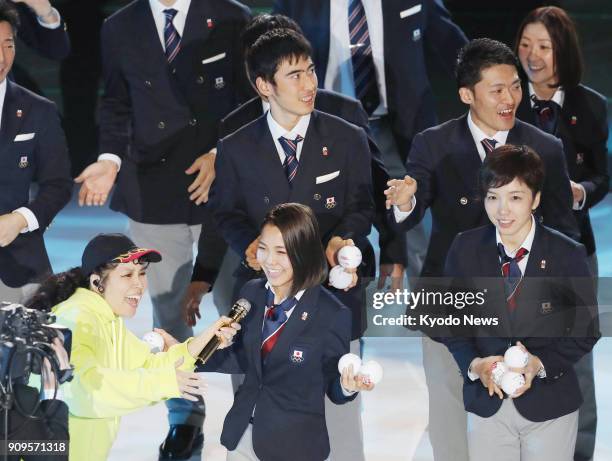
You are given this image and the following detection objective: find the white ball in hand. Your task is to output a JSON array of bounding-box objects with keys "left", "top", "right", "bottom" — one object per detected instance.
[
  {"left": 500, "top": 371, "right": 525, "bottom": 396},
  {"left": 142, "top": 331, "right": 164, "bottom": 353},
  {"left": 491, "top": 361, "right": 508, "bottom": 386},
  {"left": 329, "top": 265, "right": 353, "bottom": 290},
  {"left": 338, "top": 245, "right": 362, "bottom": 269},
  {"left": 338, "top": 353, "right": 362, "bottom": 375},
  {"left": 359, "top": 360, "right": 383, "bottom": 385},
  {"left": 504, "top": 345, "right": 529, "bottom": 368}
]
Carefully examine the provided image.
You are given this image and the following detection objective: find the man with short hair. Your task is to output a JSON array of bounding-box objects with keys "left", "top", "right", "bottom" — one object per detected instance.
[
  {"left": 0, "top": 1, "right": 71, "bottom": 303},
  {"left": 385, "top": 38, "right": 578, "bottom": 461}
]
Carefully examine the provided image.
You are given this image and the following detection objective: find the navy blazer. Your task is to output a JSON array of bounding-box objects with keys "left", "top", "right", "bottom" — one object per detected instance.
[
  {"left": 442, "top": 223, "right": 599, "bottom": 422},
  {"left": 98, "top": 0, "right": 252, "bottom": 224},
  {"left": 392, "top": 114, "right": 580, "bottom": 277},
  {"left": 192, "top": 89, "right": 404, "bottom": 284},
  {"left": 16, "top": 3, "right": 70, "bottom": 60},
  {"left": 0, "top": 81, "right": 71, "bottom": 287},
  {"left": 201, "top": 279, "right": 355, "bottom": 461},
  {"left": 516, "top": 84, "right": 609, "bottom": 255},
  {"left": 273, "top": 0, "right": 467, "bottom": 160}
]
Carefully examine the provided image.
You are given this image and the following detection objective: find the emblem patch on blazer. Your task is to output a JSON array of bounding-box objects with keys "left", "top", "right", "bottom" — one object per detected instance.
[
  {"left": 206, "top": 18, "right": 214, "bottom": 29},
  {"left": 18, "top": 156, "right": 29, "bottom": 168},
  {"left": 412, "top": 28, "right": 421, "bottom": 41},
  {"left": 16, "top": 109, "right": 23, "bottom": 118},
  {"left": 214, "top": 77, "right": 225, "bottom": 89},
  {"left": 322, "top": 146, "right": 329, "bottom": 157},
  {"left": 576, "top": 153, "right": 584, "bottom": 165},
  {"left": 541, "top": 302, "right": 553, "bottom": 314},
  {"left": 325, "top": 197, "right": 336, "bottom": 209},
  {"left": 291, "top": 349, "right": 304, "bottom": 363}
]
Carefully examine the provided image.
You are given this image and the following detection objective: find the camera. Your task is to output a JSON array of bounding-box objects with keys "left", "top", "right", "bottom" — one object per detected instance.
[{"left": 0, "top": 302, "right": 72, "bottom": 388}]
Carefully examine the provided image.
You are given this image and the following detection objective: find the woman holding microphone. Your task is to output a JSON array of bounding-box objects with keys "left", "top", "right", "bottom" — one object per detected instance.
[{"left": 27, "top": 233, "right": 240, "bottom": 460}]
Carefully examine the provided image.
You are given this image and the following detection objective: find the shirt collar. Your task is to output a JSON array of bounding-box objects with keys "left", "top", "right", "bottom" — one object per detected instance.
[
  {"left": 262, "top": 99, "right": 270, "bottom": 114},
  {"left": 467, "top": 111, "right": 509, "bottom": 147},
  {"left": 495, "top": 215, "right": 536, "bottom": 257},
  {"left": 528, "top": 82, "right": 565, "bottom": 108},
  {"left": 265, "top": 282, "right": 306, "bottom": 303},
  {"left": 149, "top": 0, "right": 190, "bottom": 17},
  {"left": 267, "top": 111, "right": 311, "bottom": 143}
]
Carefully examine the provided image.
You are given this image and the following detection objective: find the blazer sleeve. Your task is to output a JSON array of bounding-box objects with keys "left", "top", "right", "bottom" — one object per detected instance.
[
  {"left": 98, "top": 18, "right": 132, "bottom": 157},
  {"left": 388, "top": 132, "right": 435, "bottom": 232},
  {"left": 580, "top": 96, "right": 609, "bottom": 209},
  {"left": 16, "top": 4, "right": 70, "bottom": 60},
  {"left": 28, "top": 101, "right": 72, "bottom": 230},
  {"left": 424, "top": 0, "right": 468, "bottom": 76},
  {"left": 331, "top": 128, "right": 375, "bottom": 240},
  {"left": 529, "top": 244, "right": 599, "bottom": 380},
  {"left": 539, "top": 137, "right": 580, "bottom": 241},
  {"left": 209, "top": 139, "right": 262, "bottom": 256},
  {"left": 191, "top": 207, "right": 228, "bottom": 285},
  {"left": 323, "top": 304, "right": 357, "bottom": 405}
]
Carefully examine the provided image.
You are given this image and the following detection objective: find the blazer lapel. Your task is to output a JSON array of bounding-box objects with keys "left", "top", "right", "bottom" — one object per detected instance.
[
  {"left": 449, "top": 115, "right": 483, "bottom": 195},
  {"left": 263, "top": 286, "right": 321, "bottom": 371},
  {"left": 0, "top": 81, "right": 28, "bottom": 151},
  {"left": 289, "top": 111, "right": 321, "bottom": 200},
  {"left": 251, "top": 115, "right": 291, "bottom": 202},
  {"left": 180, "top": 0, "right": 212, "bottom": 51},
  {"left": 247, "top": 284, "right": 268, "bottom": 382},
  {"left": 133, "top": 0, "right": 167, "bottom": 70}
]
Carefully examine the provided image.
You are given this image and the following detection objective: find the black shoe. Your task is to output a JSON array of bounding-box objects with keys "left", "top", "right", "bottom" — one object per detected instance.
[{"left": 159, "top": 424, "right": 203, "bottom": 460}]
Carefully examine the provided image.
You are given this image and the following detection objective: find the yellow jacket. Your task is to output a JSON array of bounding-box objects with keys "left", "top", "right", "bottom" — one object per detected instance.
[{"left": 53, "top": 288, "right": 196, "bottom": 460}]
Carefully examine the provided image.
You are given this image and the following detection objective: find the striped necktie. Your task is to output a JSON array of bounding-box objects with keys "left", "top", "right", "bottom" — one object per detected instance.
[
  {"left": 531, "top": 94, "right": 560, "bottom": 134},
  {"left": 261, "top": 289, "right": 297, "bottom": 359},
  {"left": 163, "top": 9, "right": 181, "bottom": 63},
  {"left": 279, "top": 135, "right": 304, "bottom": 185},
  {"left": 498, "top": 243, "right": 529, "bottom": 312},
  {"left": 348, "top": 0, "right": 380, "bottom": 115},
  {"left": 481, "top": 138, "right": 498, "bottom": 155}
]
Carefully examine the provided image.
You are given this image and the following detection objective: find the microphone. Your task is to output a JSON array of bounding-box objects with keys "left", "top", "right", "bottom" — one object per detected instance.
[{"left": 197, "top": 298, "right": 251, "bottom": 364}]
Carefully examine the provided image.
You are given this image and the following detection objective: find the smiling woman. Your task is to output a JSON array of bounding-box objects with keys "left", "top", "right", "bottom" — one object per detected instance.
[{"left": 25, "top": 233, "right": 240, "bottom": 461}]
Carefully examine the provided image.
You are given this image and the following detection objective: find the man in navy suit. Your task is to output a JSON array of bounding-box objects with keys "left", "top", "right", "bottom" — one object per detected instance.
[
  {"left": 385, "top": 38, "right": 579, "bottom": 460},
  {"left": 0, "top": 2, "right": 71, "bottom": 303},
  {"left": 274, "top": 0, "right": 469, "bottom": 280},
  {"left": 72, "top": 0, "right": 252, "bottom": 458},
  {"left": 442, "top": 145, "right": 598, "bottom": 460},
  {"left": 209, "top": 28, "right": 374, "bottom": 461}
]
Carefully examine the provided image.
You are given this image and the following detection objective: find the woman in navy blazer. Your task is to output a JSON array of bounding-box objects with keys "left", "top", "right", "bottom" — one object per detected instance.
[
  {"left": 202, "top": 203, "right": 373, "bottom": 461},
  {"left": 442, "top": 145, "right": 599, "bottom": 461},
  {"left": 515, "top": 6, "right": 609, "bottom": 275}
]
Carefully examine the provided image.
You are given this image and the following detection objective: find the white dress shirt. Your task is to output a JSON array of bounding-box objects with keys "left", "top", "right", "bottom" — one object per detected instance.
[
  {"left": 99, "top": 0, "right": 192, "bottom": 169},
  {"left": 325, "top": 0, "right": 387, "bottom": 116},
  {"left": 266, "top": 111, "right": 311, "bottom": 164}
]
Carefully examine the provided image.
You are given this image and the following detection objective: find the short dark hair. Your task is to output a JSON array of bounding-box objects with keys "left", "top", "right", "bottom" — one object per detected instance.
[
  {"left": 479, "top": 144, "right": 545, "bottom": 198},
  {"left": 246, "top": 28, "right": 312, "bottom": 85},
  {"left": 514, "top": 6, "right": 583, "bottom": 89},
  {"left": 261, "top": 203, "right": 327, "bottom": 297},
  {"left": 241, "top": 13, "right": 302, "bottom": 54},
  {"left": 456, "top": 38, "right": 520, "bottom": 89},
  {"left": 0, "top": 0, "right": 20, "bottom": 34}
]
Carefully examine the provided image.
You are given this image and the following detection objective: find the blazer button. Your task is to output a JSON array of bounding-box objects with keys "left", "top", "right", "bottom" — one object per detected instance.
[
  {"left": 189, "top": 118, "right": 197, "bottom": 126},
  {"left": 171, "top": 68, "right": 177, "bottom": 74},
  {"left": 459, "top": 197, "right": 468, "bottom": 205},
  {"left": 144, "top": 80, "right": 152, "bottom": 88},
  {"left": 160, "top": 157, "right": 166, "bottom": 163},
  {"left": 158, "top": 121, "right": 165, "bottom": 129},
  {"left": 264, "top": 196, "right": 270, "bottom": 204},
  {"left": 313, "top": 193, "right": 321, "bottom": 201},
  {"left": 196, "top": 75, "right": 204, "bottom": 84}
]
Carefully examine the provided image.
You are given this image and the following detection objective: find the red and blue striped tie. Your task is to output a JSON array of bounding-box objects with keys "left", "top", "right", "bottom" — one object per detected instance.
[
  {"left": 498, "top": 243, "right": 529, "bottom": 312},
  {"left": 163, "top": 9, "right": 181, "bottom": 63},
  {"left": 481, "top": 138, "right": 497, "bottom": 155},
  {"left": 279, "top": 135, "right": 303, "bottom": 186},
  {"left": 349, "top": 0, "right": 380, "bottom": 115},
  {"left": 261, "top": 289, "right": 297, "bottom": 359}
]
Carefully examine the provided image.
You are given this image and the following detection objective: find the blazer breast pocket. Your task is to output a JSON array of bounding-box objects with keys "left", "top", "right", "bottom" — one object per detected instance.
[
  {"left": 14, "top": 133, "right": 35, "bottom": 142},
  {"left": 201, "top": 52, "right": 226, "bottom": 65},
  {"left": 288, "top": 341, "right": 317, "bottom": 367},
  {"left": 315, "top": 170, "right": 340, "bottom": 184}
]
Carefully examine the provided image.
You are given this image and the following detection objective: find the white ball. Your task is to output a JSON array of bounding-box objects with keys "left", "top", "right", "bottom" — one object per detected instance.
[
  {"left": 142, "top": 331, "right": 164, "bottom": 353},
  {"left": 338, "top": 353, "right": 362, "bottom": 375},
  {"left": 329, "top": 265, "right": 353, "bottom": 290},
  {"left": 359, "top": 360, "right": 383, "bottom": 385},
  {"left": 490, "top": 361, "right": 508, "bottom": 386},
  {"left": 500, "top": 371, "right": 525, "bottom": 396},
  {"left": 338, "top": 246, "right": 362, "bottom": 269},
  {"left": 504, "top": 346, "right": 529, "bottom": 368}
]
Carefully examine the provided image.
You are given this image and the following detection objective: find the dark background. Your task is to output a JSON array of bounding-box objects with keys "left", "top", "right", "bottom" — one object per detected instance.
[{"left": 14, "top": 0, "right": 612, "bottom": 176}]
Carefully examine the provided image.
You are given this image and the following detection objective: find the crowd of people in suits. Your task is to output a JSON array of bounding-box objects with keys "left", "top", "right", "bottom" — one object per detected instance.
[{"left": 0, "top": 0, "right": 608, "bottom": 460}]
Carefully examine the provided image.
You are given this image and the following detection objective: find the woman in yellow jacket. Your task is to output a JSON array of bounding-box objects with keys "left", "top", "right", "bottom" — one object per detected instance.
[{"left": 27, "top": 233, "right": 239, "bottom": 460}]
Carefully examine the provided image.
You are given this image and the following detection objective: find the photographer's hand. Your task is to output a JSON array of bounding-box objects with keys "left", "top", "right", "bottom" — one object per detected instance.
[{"left": 42, "top": 338, "right": 70, "bottom": 394}]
